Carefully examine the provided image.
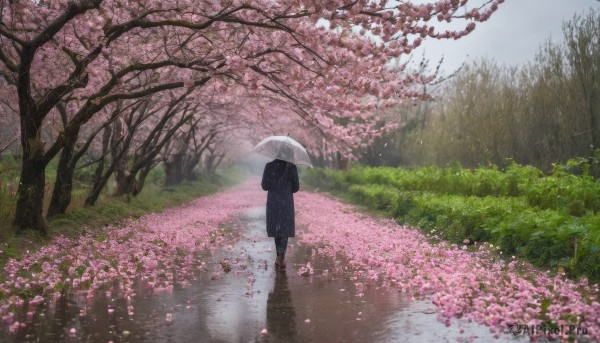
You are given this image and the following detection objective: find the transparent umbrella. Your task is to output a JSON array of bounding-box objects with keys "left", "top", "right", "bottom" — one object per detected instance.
[{"left": 251, "top": 136, "right": 313, "bottom": 167}]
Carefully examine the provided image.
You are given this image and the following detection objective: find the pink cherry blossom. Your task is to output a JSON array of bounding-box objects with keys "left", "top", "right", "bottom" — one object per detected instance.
[
  {"left": 295, "top": 191, "right": 600, "bottom": 342},
  {"left": 0, "top": 0, "right": 506, "bottom": 233},
  {"left": 297, "top": 262, "right": 314, "bottom": 277},
  {"left": 0, "top": 181, "right": 264, "bottom": 329},
  {"left": 3, "top": 179, "right": 595, "bottom": 342}
]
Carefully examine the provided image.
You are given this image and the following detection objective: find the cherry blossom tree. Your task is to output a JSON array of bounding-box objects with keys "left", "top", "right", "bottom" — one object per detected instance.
[
  {"left": 162, "top": 95, "right": 253, "bottom": 185},
  {"left": 83, "top": 100, "right": 149, "bottom": 206},
  {"left": 46, "top": 101, "right": 126, "bottom": 217},
  {"left": 80, "top": 90, "right": 196, "bottom": 205},
  {"left": 0, "top": 0, "right": 503, "bottom": 233}
]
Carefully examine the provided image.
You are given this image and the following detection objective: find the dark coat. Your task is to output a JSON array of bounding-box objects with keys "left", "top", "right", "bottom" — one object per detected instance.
[{"left": 261, "top": 159, "right": 299, "bottom": 237}]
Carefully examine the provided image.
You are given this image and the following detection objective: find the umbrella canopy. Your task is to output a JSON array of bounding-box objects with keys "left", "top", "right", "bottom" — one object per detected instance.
[{"left": 252, "top": 136, "right": 313, "bottom": 167}]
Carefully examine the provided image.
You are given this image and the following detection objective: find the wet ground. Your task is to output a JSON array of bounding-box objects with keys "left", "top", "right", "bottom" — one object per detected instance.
[{"left": 2, "top": 207, "right": 526, "bottom": 343}]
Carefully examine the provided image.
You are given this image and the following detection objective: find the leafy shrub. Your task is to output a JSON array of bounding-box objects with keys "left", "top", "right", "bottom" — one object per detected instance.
[
  {"left": 391, "top": 192, "right": 415, "bottom": 218},
  {"left": 522, "top": 169, "right": 600, "bottom": 215},
  {"left": 347, "top": 184, "right": 398, "bottom": 213},
  {"left": 302, "top": 164, "right": 600, "bottom": 282}
]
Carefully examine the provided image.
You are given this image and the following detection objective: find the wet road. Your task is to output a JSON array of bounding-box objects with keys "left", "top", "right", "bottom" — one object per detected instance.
[{"left": 3, "top": 207, "right": 526, "bottom": 342}]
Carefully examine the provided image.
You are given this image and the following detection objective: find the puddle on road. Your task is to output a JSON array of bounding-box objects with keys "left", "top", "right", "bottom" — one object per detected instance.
[{"left": 3, "top": 207, "right": 526, "bottom": 343}]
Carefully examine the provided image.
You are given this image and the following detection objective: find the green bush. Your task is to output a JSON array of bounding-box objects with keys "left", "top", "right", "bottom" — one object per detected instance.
[
  {"left": 391, "top": 192, "right": 415, "bottom": 218},
  {"left": 302, "top": 163, "right": 600, "bottom": 282},
  {"left": 306, "top": 159, "right": 600, "bottom": 215},
  {"left": 347, "top": 184, "right": 398, "bottom": 212}
]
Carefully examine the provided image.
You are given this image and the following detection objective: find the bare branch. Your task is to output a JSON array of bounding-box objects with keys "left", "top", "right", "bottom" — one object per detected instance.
[{"left": 0, "top": 137, "right": 17, "bottom": 154}]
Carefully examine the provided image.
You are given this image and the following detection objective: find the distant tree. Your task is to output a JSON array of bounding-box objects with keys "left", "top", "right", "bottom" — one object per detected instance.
[{"left": 383, "top": 9, "right": 600, "bottom": 170}]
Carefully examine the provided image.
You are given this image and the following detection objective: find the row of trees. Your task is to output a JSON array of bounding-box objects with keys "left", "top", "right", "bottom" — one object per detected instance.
[
  {"left": 0, "top": 0, "right": 502, "bottom": 234},
  {"left": 360, "top": 9, "right": 600, "bottom": 171},
  {"left": 48, "top": 86, "right": 253, "bottom": 217}
]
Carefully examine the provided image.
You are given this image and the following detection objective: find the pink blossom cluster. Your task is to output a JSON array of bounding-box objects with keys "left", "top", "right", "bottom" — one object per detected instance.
[
  {"left": 0, "top": 0, "right": 505, "bottom": 165},
  {"left": 295, "top": 191, "right": 600, "bottom": 342},
  {"left": 0, "top": 181, "right": 264, "bottom": 325},
  {"left": 297, "top": 262, "right": 314, "bottom": 277}
]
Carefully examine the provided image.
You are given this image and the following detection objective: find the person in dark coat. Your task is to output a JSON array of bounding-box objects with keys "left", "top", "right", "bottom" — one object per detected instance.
[{"left": 261, "top": 146, "right": 300, "bottom": 268}]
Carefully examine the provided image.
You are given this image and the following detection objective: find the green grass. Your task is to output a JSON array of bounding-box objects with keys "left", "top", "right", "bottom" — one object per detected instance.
[{"left": 47, "top": 180, "right": 220, "bottom": 234}]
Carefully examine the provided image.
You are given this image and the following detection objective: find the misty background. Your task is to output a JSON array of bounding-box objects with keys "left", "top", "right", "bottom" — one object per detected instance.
[{"left": 414, "top": 0, "right": 600, "bottom": 72}]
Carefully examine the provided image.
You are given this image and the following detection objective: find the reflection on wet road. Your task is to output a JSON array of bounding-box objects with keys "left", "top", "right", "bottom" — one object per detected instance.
[{"left": 3, "top": 207, "right": 524, "bottom": 342}]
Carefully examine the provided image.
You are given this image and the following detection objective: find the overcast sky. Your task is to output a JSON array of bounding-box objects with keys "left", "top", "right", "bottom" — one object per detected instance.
[{"left": 411, "top": 0, "right": 600, "bottom": 72}]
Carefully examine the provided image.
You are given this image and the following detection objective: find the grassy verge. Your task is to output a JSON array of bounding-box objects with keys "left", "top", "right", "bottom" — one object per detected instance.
[
  {"left": 302, "top": 164, "right": 600, "bottom": 284},
  {"left": 0, "top": 170, "right": 243, "bottom": 271}
]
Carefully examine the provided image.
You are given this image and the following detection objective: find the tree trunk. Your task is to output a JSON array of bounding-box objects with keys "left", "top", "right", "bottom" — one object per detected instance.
[
  {"left": 85, "top": 162, "right": 114, "bottom": 207},
  {"left": 85, "top": 164, "right": 105, "bottom": 207},
  {"left": 209, "top": 153, "right": 225, "bottom": 175},
  {"left": 85, "top": 126, "right": 112, "bottom": 207},
  {"left": 164, "top": 153, "right": 184, "bottom": 185},
  {"left": 47, "top": 132, "right": 78, "bottom": 217},
  {"left": 183, "top": 153, "right": 202, "bottom": 181},
  {"left": 85, "top": 156, "right": 118, "bottom": 207},
  {"left": 114, "top": 171, "right": 132, "bottom": 196},
  {"left": 14, "top": 115, "right": 48, "bottom": 235},
  {"left": 114, "top": 171, "right": 138, "bottom": 197},
  {"left": 132, "top": 166, "right": 152, "bottom": 196},
  {"left": 112, "top": 119, "right": 130, "bottom": 196}
]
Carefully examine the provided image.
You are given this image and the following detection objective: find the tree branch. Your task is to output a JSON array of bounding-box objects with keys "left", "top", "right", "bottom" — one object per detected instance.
[
  {"left": 0, "top": 137, "right": 17, "bottom": 154},
  {"left": 0, "top": 25, "right": 26, "bottom": 45},
  {"left": 0, "top": 46, "right": 18, "bottom": 72},
  {"left": 43, "top": 76, "right": 211, "bottom": 164},
  {"left": 36, "top": 44, "right": 103, "bottom": 116},
  {"left": 28, "top": 0, "right": 103, "bottom": 51}
]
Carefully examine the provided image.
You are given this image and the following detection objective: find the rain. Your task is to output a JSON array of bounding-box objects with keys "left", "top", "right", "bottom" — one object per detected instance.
[{"left": 1, "top": 1, "right": 600, "bottom": 342}]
